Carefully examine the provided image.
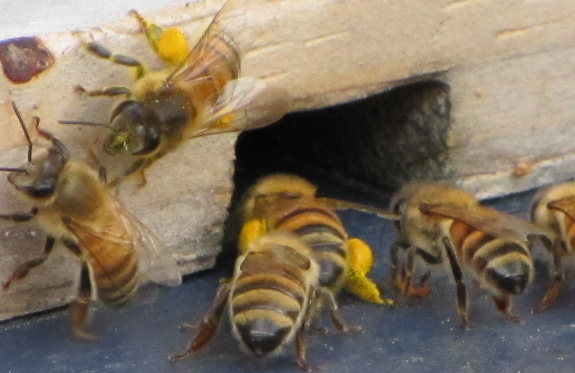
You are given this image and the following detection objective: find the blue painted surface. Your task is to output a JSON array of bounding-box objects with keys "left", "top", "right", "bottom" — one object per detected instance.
[{"left": 1, "top": 187, "right": 575, "bottom": 373}]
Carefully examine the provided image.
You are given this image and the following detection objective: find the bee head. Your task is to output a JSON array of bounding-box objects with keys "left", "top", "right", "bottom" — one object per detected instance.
[
  {"left": 9, "top": 147, "right": 67, "bottom": 200},
  {"left": 105, "top": 100, "right": 160, "bottom": 156},
  {"left": 2, "top": 103, "right": 69, "bottom": 202}
]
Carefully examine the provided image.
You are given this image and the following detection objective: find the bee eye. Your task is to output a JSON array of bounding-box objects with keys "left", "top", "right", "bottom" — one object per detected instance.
[
  {"left": 19, "top": 179, "right": 56, "bottom": 199},
  {"left": 132, "top": 126, "right": 160, "bottom": 155},
  {"left": 110, "top": 100, "right": 140, "bottom": 121}
]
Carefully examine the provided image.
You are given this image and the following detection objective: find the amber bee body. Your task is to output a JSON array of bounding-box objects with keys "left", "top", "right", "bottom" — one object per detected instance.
[
  {"left": 389, "top": 183, "right": 548, "bottom": 328},
  {"left": 62, "top": 0, "right": 287, "bottom": 184},
  {"left": 235, "top": 174, "right": 392, "bottom": 314},
  {"left": 530, "top": 182, "right": 575, "bottom": 312},
  {"left": 0, "top": 104, "right": 182, "bottom": 338},
  {"left": 170, "top": 231, "right": 321, "bottom": 371}
]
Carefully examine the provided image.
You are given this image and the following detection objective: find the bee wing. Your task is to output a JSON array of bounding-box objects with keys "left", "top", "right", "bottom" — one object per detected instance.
[
  {"left": 190, "top": 77, "right": 289, "bottom": 136},
  {"left": 240, "top": 244, "right": 311, "bottom": 275},
  {"left": 421, "top": 203, "right": 553, "bottom": 240},
  {"left": 318, "top": 197, "right": 401, "bottom": 221},
  {"left": 166, "top": 0, "right": 243, "bottom": 87},
  {"left": 65, "top": 202, "right": 182, "bottom": 287},
  {"left": 119, "top": 208, "right": 183, "bottom": 287},
  {"left": 547, "top": 195, "right": 575, "bottom": 221}
]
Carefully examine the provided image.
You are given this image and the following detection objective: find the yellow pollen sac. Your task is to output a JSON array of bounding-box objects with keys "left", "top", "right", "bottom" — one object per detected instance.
[
  {"left": 238, "top": 219, "right": 268, "bottom": 254},
  {"left": 157, "top": 27, "right": 190, "bottom": 65},
  {"left": 346, "top": 238, "right": 393, "bottom": 305}
]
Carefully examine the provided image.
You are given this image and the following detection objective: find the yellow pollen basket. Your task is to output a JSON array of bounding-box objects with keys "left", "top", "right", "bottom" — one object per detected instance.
[
  {"left": 346, "top": 238, "right": 394, "bottom": 305},
  {"left": 157, "top": 27, "right": 190, "bottom": 66},
  {"left": 238, "top": 219, "right": 268, "bottom": 254}
]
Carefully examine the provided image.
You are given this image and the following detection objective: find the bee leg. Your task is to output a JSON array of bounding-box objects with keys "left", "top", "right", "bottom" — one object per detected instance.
[
  {"left": 3, "top": 234, "right": 53, "bottom": 290},
  {"left": 399, "top": 244, "right": 415, "bottom": 302},
  {"left": 532, "top": 237, "right": 564, "bottom": 313},
  {"left": 346, "top": 238, "right": 393, "bottom": 305},
  {"left": 169, "top": 283, "right": 230, "bottom": 362},
  {"left": 84, "top": 42, "right": 145, "bottom": 79},
  {"left": 74, "top": 84, "right": 132, "bottom": 97},
  {"left": 492, "top": 294, "right": 520, "bottom": 323},
  {"left": 85, "top": 146, "right": 108, "bottom": 184},
  {"left": 318, "top": 288, "right": 361, "bottom": 334},
  {"left": 442, "top": 237, "right": 469, "bottom": 330},
  {"left": 389, "top": 241, "right": 402, "bottom": 285},
  {"left": 295, "top": 325, "right": 312, "bottom": 372},
  {"left": 129, "top": 10, "right": 189, "bottom": 66},
  {"left": 69, "top": 261, "right": 97, "bottom": 340}
]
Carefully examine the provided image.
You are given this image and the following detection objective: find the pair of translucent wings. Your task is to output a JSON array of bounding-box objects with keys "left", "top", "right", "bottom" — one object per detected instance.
[
  {"left": 419, "top": 203, "right": 555, "bottom": 242},
  {"left": 165, "top": 0, "right": 289, "bottom": 136},
  {"left": 65, "top": 198, "right": 182, "bottom": 288},
  {"left": 240, "top": 234, "right": 313, "bottom": 275}
]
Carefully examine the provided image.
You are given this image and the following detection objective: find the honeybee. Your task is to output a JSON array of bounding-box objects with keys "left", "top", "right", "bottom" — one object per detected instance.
[
  {"left": 170, "top": 231, "right": 321, "bottom": 371},
  {"left": 234, "top": 174, "right": 393, "bottom": 318},
  {"left": 0, "top": 103, "right": 182, "bottom": 338},
  {"left": 530, "top": 182, "right": 575, "bottom": 312},
  {"left": 389, "top": 183, "right": 550, "bottom": 328},
  {"left": 61, "top": 0, "right": 288, "bottom": 185}
]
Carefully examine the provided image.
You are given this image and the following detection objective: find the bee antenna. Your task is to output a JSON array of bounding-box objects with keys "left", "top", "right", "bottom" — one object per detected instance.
[
  {"left": 11, "top": 102, "right": 33, "bottom": 163},
  {"left": 58, "top": 119, "right": 120, "bottom": 133},
  {"left": 0, "top": 167, "right": 27, "bottom": 173}
]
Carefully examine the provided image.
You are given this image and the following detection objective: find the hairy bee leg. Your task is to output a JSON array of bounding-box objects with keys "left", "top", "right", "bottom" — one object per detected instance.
[
  {"left": 84, "top": 42, "right": 145, "bottom": 79},
  {"left": 318, "top": 288, "right": 360, "bottom": 333},
  {"left": 69, "top": 262, "right": 97, "bottom": 340},
  {"left": 389, "top": 241, "right": 402, "bottom": 284},
  {"left": 74, "top": 85, "right": 132, "bottom": 97},
  {"left": 346, "top": 238, "right": 393, "bottom": 305},
  {"left": 129, "top": 10, "right": 189, "bottom": 66},
  {"left": 442, "top": 237, "right": 469, "bottom": 330},
  {"left": 493, "top": 294, "right": 520, "bottom": 323},
  {"left": 128, "top": 10, "right": 164, "bottom": 50},
  {"left": 169, "top": 283, "right": 230, "bottom": 362},
  {"left": 295, "top": 325, "right": 312, "bottom": 372},
  {"left": 0, "top": 209, "right": 37, "bottom": 223},
  {"left": 3, "top": 235, "right": 54, "bottom": 290},
  {"left": 533, "top": 238, "right": 564, "bottom": 313},
  {"left": 397, "top": 244, "right": 416, "bottom": 303}
]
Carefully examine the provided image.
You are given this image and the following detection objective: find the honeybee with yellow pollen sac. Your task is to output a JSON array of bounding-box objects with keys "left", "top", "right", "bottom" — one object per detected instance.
[
  {"left": 389, "top": 183, "right": 551, "bottom": 328},
  {"left": 529, "top": 182, "right": 575, "bottom": 312},
  {"left": 0, "top": 103, "right": 182, "bottom": 338},
  {"left": 232, "top": 174, "right": 393, "bottom": 330},
  {"left": 61, "top": 0, "right": 289, "bottom": 185},
  {"left": 170, "top": 231, "right": 322, "bottom": 371}
]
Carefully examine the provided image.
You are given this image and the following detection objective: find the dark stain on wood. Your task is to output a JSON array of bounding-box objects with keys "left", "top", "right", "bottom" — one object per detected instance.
[{"left": 0, "top": 37, "right": 55, "bottom": 84}]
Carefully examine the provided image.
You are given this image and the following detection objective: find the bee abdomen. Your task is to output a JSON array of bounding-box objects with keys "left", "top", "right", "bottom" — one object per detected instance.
[
  {"left": 91, "top": 249, "right": 139, "bottom": 307},
  {"left": 273, "top": 207, "right": 348, "bottom": 290},
  {"left": 469, "top": 239, "right": 532, "bottom": 295},
  {"left": 232, "top": 273, "right": 305, "bottom": 356}
]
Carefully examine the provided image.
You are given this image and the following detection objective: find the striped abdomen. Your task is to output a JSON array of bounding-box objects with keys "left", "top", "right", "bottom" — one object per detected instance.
[
  {"left": 76, "top": 230, "right": 139, "bottom": 307},
  {"left": 231, "top": 252, "right": 309, "bottom": 356},
  {"left": 272, "top": 204, "right": 348, "bottom": 291},
  {"left": 449, "top": 221, "right": 533, "bottom": 295}
]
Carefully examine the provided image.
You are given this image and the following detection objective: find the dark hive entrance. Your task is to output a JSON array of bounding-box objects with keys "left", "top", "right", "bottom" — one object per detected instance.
[{"left": 233, "top": 81, "right": 452, "bottom": 200}]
